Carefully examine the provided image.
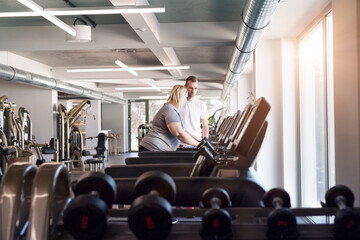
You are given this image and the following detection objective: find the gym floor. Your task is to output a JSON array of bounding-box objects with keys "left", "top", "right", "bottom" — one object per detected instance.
[
  {"left": 68, "top": 152, "right": 138, "bottom": 182},
  {"left": 105, "top": 152, "right": 139, "bottom": 167}
]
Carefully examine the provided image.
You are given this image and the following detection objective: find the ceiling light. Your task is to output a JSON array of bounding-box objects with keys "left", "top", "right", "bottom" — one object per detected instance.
[
  {"left": 115, "top": 59, "right": 138, "bottom": 76},
  {"left": 115, "top": 87, "right": 154, "bottom": 90},
  {"left": 149, "top": 83, "right": 161, "bottom": 92},
  {"left": 115, "top": 87, "right": 172, "bottom": 90},
  {"left": 42, "top": 15, "right": 76, "bottom": 36},
  {"left": 17, "top": 0, "right": 42, "bottom": 12},
  {"left": 17, "top": 0, "right": 76, "bottom": 36},
  {"left": 132, "top": 66, "right": 190, "bottom": 71},
  {"left": 67, "top": 65, "right": 190, "bottom": 73},
  {"left": 0, "top": 12, "right": 39, "bottom": 17},
  {"left": 45, "top": 6, "right": 165, "bottom": 15},
  {"left": 67, "top": 68, "right": 126, "bottom": 73},
  {"left": 0, "top": 6, "right": 165, "bottom": 17},
  {"left": 139, "top": 95, "right": 168, "bottom": 99}
]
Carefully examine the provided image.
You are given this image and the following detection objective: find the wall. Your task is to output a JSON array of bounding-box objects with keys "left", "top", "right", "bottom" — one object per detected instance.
[
  {"left": 237, "top": 73, "right": 253, "bottom": 108},
  {"left": 228, "top": 84, "right": 238, "bottom": 115},
  {"left": 85, "top": 100, "right": 101, "bottom": 148},
  {"left": 0, "top": 80, "right": 56, "bottom": 145},
  {"left": 102, "top": 102, "right": 128, "bottom": 152},
  {"left": 0, "top": 51, "right": 52, "bottom": 78},
  {"left": 332, "top": 0, "right": 360, "bottom": 204},
  {"left": 254, "top": 39, "right": 284, "bottom": 190},
  {"left": 281, "top": 38, "right": 299, "bottom": 206}
]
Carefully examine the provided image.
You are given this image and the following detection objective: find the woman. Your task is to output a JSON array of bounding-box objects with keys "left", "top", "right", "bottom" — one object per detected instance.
[{"left": 139, "top": 85, "right": 200, "bottom": 151}]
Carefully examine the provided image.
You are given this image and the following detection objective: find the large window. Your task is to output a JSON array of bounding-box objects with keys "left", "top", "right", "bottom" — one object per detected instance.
[
  {"left": 128, "top": 99, "right": 166, "bottom": 151},
  {"left": 298, "top": 11, "right": 334, "bottom": 207}
]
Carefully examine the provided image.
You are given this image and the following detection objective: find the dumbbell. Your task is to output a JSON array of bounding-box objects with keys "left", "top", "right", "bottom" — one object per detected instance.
[
  {"left": 262, "top": 188, "right": 298, "bottom": 240},
  {"left": 0, "top": 163, "right": 37, "bottom": 240},
  {"left": 325, "top": 185, "right": 360, "bottom": 239},
  {"left": 63, "top": 172, "right": 117, "bottom": 240},
  {"left": 199, "top": 188, "right": 233, "bottom": 240},
  {"left": 128, "top": 171, "right": 176, "bottom": 240}
]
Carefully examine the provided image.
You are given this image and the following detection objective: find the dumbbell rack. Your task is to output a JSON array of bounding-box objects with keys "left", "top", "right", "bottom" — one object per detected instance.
[
  {"left": 55, "top": 207, "right": 359, "bottom": 239},
  {"left": 2, "top": 163, "right": 360, "bottom": 240}
]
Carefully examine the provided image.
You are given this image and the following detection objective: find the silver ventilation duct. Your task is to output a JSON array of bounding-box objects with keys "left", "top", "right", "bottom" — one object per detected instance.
[
  {"left": 222, "top": 0, "right": 280, "bottom": 99},
  {"left": 0, "top": 64, "right": 126, "bottom": 104}
]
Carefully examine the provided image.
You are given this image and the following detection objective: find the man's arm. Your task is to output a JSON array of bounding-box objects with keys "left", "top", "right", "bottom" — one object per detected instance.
[
  {"left": 167, "top": 122, "right": 200, "bottom": 146},
  {"left": 201, "top": 118, "right": 209, "bottom": 138}
]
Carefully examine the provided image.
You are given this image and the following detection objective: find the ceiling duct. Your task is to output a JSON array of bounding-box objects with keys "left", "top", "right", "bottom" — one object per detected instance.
[
  {"left": 0, "top": 64, "right": 126, "bottom": 104},
  {"left": 222, "top": 0, "right": 280, "bottom": 99}
]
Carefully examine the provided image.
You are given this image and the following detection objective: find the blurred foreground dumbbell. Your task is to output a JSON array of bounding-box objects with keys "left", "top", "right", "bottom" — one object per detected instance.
[
  {"left": 63, "top": 172, "right": 117, "bottom": 240},
  {"left": 0, "top": 163, "right": 37, "bottom": 239},
  {"left": 324, "top": 185, "right": 360, "bottom": 239},
  {"left": 128, "top": 171, "right": 176, "bottom": 240},
  {"left": 262, "top": 188, "right": 298, "bottom": 240},
  {"left": 200, "top": 188, "right": 233, "bottom": 240}
]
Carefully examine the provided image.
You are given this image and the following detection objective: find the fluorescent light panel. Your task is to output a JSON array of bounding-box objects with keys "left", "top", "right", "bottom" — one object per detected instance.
[
  {"left": 42, "top": 15, "right": 76, "bottom": 36},
  {"left": 46, "top": 7, "right": 165, "bottom": 15},
  {"left": 67, "top": 68, "right": 126, "bottom": 73},
  {"left": 17, "top": 0, "right": 42, "bottom": 12},
  {"left": 17, "top": 0, "right": 76, "bottom": 36},
  {"left": 67, "top": 65, "right": 190, "bottom": 73},
  {"left": 134, "top": 66, "right": 190, "bottom": 71},
  {"left": 139, "top": 95, "right": 168, "bottom": 99},
  {"left": 149, "top": 83, "right": 161, "bottom": 92},
  {"left": 0, "top": 6, "right": 165, "bottom": 17},
  {"left": 115, "top": 87, "right": 172, "bottom": 90},
  {"left": 115, "top": 59, "right": 138, "bottom": 76}
]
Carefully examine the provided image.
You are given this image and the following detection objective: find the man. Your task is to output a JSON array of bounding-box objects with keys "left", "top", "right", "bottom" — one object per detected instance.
[{"left": 179, "top": 76, "right": 209, "bottom": 145}]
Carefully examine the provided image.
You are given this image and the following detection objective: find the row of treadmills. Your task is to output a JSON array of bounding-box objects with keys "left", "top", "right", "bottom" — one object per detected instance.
[{"left": 1, "top": 97, "right": 360, "bottom": 240}]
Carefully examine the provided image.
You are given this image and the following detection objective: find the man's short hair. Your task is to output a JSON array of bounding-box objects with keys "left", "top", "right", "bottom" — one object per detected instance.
[{"left": 185, "top": 76, "right": 198, "bottom": 85}]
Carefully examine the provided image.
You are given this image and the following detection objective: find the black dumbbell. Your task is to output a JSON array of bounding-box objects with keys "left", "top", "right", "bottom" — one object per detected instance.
[
  {"left": 325, "top": 185, "right": 360, "bottom": 239},
  {"left": 128, "top": 171, "right": 176, "bottom": 240},
  {"left": 262, "top": 188, "right": 298, "bottom": 240},
  {"left": 62, "top": 172, "right": 117, "bottom": 240},
  {"left": 200, "top": 188, "right": 233, "bottom": 240}
]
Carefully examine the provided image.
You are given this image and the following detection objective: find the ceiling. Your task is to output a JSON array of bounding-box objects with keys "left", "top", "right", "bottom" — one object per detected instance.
[{"left": 0, "top": 0, "right": 331, "bottom": 100}]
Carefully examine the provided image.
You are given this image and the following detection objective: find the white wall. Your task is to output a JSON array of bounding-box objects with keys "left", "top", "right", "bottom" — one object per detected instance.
[
  {"left": 237, "top": 74, "right": 254, "bottom": 108},
  {"left": 254, "top": 39, "right": 284, "bottom": 190},
  {"left": 332, "top": 0, "right": 360, "bottom": 205},
  {"left": 102, "top": 102, "right": 128, "bottom": 152},
  {"left": 85, "top": 100, "right": 102, "bottom": 148},
  {"left": 250, "top": 1, "right": 360, "bottom": 207},
  {"left": 281, "top": 39, "right": 299, "bottom": 206},
  {"left": 0, "top": 81, "right": 56, "bottom": 145},
  {"left": 0, "top": 51, "right": 52, "bottom": 78},
  {"left": 229, "top": 84, "right": 238, "bottom": 115}
]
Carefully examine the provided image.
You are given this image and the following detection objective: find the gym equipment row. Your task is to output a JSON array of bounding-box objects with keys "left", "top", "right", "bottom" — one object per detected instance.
[
  {"left": 0, "top": 96, "right": 57, "bottom": 178},
  {"left": 104, "top": 97, "right": 270, "bottom": 182},
  {"left": 1, "top": 164, "right": 359, "bottom": 240},
  {"left": 57, "top": 100, "right": 108, "bottom": 172},
  {"left": 125, "top": 97, "right": 269, "bottom": 169}
]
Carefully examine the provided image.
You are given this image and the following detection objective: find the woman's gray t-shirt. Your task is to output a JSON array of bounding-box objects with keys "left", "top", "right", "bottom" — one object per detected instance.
[{"left": 140, "top": 103, "right": 183, "bottom": 151}]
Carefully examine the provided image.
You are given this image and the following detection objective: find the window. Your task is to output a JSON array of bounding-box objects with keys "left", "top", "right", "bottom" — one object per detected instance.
[
  {"left": 128, "top": 99, "right": 166, "bottom": 151},
  {"left": 298, "top": 10, "right": 334, "bottom": 207}
]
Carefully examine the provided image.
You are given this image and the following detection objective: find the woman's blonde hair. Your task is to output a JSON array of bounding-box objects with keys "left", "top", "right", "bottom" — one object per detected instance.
[{"left": 167, "top": 85, "right": 187, "bottom": 109}]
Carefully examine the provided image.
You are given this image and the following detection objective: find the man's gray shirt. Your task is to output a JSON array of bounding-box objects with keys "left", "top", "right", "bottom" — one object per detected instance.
[{"left": 140, "top": 103, "right": 183, "bottom": 151}]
